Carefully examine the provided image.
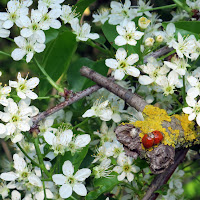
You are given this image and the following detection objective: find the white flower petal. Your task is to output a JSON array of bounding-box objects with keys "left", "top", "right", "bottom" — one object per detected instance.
[
  {"left": 188, "top": 113, "right": 196, "bottom": 121},
  {"left": 73, "top": 183, "right": 87, "bottom": 196},
  {"left": 74, "top": 168, "right": 91, "bottom": 181},
  {"left": 11, "top": 49, "right": 26, "bottom": 61},
  {"left": 0, "top": 172, "right": 18, "bottom": 181},
  {"left": 139, "top": 75, "right": 153, "bottom": 85},
  {"left": 62, "top": 160, "right": 74, "bottom": 176},
  {"left": 52, "top": 174, "right": 66, "bottom": 185},
  {"left": 75, "top": 134, "right": 91, "bottom": 148},
  {"left": 59, "top": 184, "right": 72, "bottom": 199},
  {"left": 114, "top": 69, "right": 125, "bottom": 80},
  {"left": 116, "top": 48, "right": 127, "bottom": 60},
  {"left": 105, "top": 59, "right": 118, "bottom": 69},
  {"left": 187, "top": 87, "right": 199, "bottom": 98},
  {"left": 182, "top": 107, "right": 193, "bottom": 114}
]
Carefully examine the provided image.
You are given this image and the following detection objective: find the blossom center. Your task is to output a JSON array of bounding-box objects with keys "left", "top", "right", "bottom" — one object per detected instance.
[
  {"left": 67, "top": 176, "right": 76, "bottom": 185},
  {"left": 12, "top": 115, "right": 19, "bottom": 122},
  {"left": 123, "top": 163, "right": 131, "bottom": 173},
  {"left": 119, "top": 61, "right": 127, "bottom": 69}
]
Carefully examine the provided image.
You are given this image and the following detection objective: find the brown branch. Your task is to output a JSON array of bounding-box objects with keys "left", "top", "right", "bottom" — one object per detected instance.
[
  {"left": 144, "top": 46, "right": 173, "bottom": 63},
  {"left": 80, "top": 66, "right": 188, "bottom": 200},
  {"left": 80, "top": 66, "right": 148, "bottom": 112},
  {"left": 31, "top": 84, "right": 101, "bottom": 128},
  {"left": 31, "top": 46, "right": 172, "bottom": 127},
  {"left": 142, "top": 148, "right": 188, "bottom": 200}
]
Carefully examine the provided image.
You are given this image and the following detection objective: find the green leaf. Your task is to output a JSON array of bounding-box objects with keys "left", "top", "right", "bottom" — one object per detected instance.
[
  {"left": 75, "top": 0, "right": 96, "bottom": 17},
  {"left": 61, "top": 146, "right": 89, "bottom": 172},
  {"left": 67, "top": 58, "right": 108, "bottom": 92},
  {"left": 67, "top": 57, "right": 94, "bottom": 92},
  {"left": 162, "top": 21, "right": 200, "bottom": 40},
  {"left": 102, "top": 21, "right": 141, "bottom": 56},
  {"left": 102, "top": 21, "right": 118, "bottom": 50},
  {"left": 45, "top": 28, "right": 59, "bottom": 44},
  {"left": 86, "top": 174, "right": 120, "bottom": 200},
  {"left": 38, "top": 28, "right": 77, "bottom": 96}
]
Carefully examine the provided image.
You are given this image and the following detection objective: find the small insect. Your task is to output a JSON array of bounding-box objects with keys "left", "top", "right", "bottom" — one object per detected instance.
[
  {"left": 142, "top": 131, "right": 163, "bottom": 149},
  {"left": 142, "top": 133, "right": 154, "bottom": 149},
  {"left": 152, "top": 130, "right": 163, "bottom": 145}
]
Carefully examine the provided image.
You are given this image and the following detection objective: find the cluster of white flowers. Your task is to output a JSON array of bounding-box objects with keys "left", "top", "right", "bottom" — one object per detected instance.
[
  {"left": 0, "top": 72, "right": 39, "bottom": 143},
  {"left": 0, "top": 0, "right": 99, "bottom": 63}
]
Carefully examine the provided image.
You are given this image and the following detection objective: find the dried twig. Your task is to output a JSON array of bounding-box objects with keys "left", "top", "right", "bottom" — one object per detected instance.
[
  {"left": 31, "top": 46, "right": 172, "bottom": 127},
  {"left": 142, "top": 149, "right": 188, "bottom": 200},
  {"left": 31, "top": 85, "right": 101, "bottom": 128},
  {"left": 80, "top": 66, "right": 148, "bottom": 112}
]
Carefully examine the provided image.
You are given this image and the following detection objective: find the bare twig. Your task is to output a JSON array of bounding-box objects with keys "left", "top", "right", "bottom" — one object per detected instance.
[
  {"left": 31, "top": 46, "right": 172, "bottom": 127},
  {"left": 31, "top": 85, "right": 101, "bottom": 128},
  {"left": 142, "top": 149, "right": 188, "bottom": 200},
  {"left": 80, "top": 66, "right": 148, "bottom": 112}
]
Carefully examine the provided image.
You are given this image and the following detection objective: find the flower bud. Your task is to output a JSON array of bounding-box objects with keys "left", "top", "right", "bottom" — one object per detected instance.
[
  {"left": 145, "top": 37, "right": 155, "bottom": 46},
  {"left": 156, "top": 35, "right": 164, "bottom": 43},
  {"left": 138, "top": 17, "right": 151, "bottom": 29}
]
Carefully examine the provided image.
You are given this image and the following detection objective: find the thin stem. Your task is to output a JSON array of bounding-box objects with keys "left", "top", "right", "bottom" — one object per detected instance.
[
  {"left": 172, "top": 0, "right": 192, "bottom": 14},
  {"left": 34, "top": 58, "right": 64, "bottom": 93},
  {"left": 157, "top": 49, "right": 176, "bottom": 61},
  {"left": 73, "top": 118, "right": 89, "bottom": 129},
  {"left": 0, "top": 50, "right": 11, "bottom": 57},
  {"left": 5, "top": 37, "right": 14, "bottom": 42},
  {"left": 42, "top": 172, "right": 47, "bottom": 200},
  {"left": 86, "top": 40, "right": 113, "bottom": 57},
  {"left": 33, "top": 137, "right": 51, "bottom": 177},
  {"left": 70, "top": 196, "right": 78, "bottom": 200},
  {"left": 37, "top": 95, "right": 61, "bottom": 100},
  {"left": 182, "top": 76, "right": 186, "bottom": 106},
  {"left": 16, "top": 143, "right": 40, "bottom": 167},
  {"left": 172, "top": 94, "right": 182, "bottom": 108},
  {"left": 169, "top": 107, "right": 183, "bottom": 116},
  {"left": 138, "top": 4, "right": 177, "bottom": 12}
]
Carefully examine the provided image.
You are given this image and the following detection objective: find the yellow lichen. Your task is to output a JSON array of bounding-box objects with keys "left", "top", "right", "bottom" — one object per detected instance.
[{"left": 129, "top": 105, "right": 199, "bottom": 150}]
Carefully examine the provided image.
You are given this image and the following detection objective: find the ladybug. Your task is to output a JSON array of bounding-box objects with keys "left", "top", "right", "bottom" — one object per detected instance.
[
  {"left": 142, "top": 134, "right": 154, "bottom": 149},
  {"left": 152, "top": 130, "right": 163, "bottom": 145}
]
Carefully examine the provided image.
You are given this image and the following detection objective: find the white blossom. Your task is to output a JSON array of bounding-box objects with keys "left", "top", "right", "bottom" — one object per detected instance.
[
  {"left": 44, "top": 128, "right": 73, "bottom": 155},
  {"left": 105, "top": 48, "right": 140, "bottom": 80},
  {"left": 108, "top": 0, "right": 138, "bottom": 25},
  {"left": 187, "top": 75, "right": 200, "bottom": 98},
  {"left": 71, "top": 18, "right": 99, "bottom": 42},
  {"left": 52, "top": 160, "right": 91, "bottom": 199},
  {"left": 9, "top": 72, "right": 39, "bottom": 99},
  {"left": 0, "top": 85, "right": 11, "bottom": 106},
  {"left": 0, "top": 98, "right": 39, "bottom": 134},
  {"left": 82, "top": 99, "right": 113, "bottom": 121},
  {"left": 115, "top": 20, "right": 144, "bottom": 46},
  {"left": 113, "top": 153, "right": 140, "bottom": 182},
  {"left": 139, "top": 57, "right": 169, "bottom": 85},
  {"left": 183, "top": 97, "right": 200, "bottom": 126},
  {"left": 0, "top": 20, "right": 10, "bottom": 38},
  {"left": 164, "top": 55, "right": 190, "bottom": 76},
  {"left": 137, "top": 0, "right": 152, "bottom": 17},
  {"left": 164, "top": 23, "right": 176, "bottom": 47},
  {"left": 38, "top": 3, "right": 61, "bottom": 30},
  {"left": 11, "top": 36, "right": 45, "bottom": 63},
  {"left": 60, "top": 5, "right": 78, "bottom": 24},
  {"left": 92, "top": 8, "right": 110, "bottom": 24},
  {"left": 20, "top": 10, "right": 45, "bottom": 43},
  {"left": 173, "top": 33, "right": 196, "bottom": 59},
  {"left": 0, "top": 0, "right": 28, "bottom": 29}
]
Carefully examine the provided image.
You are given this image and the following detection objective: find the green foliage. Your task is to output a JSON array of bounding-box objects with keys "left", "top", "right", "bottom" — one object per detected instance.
[
  {"left": 38, "top": 28, "right": 77, "bottom": 96},
  {"left": 68, "top": 58, "right": 108, "bottom": 92},
  {"left": 75, "top": 0, "right": 96, "bottom": 18},
  {"left": 162, "top": 21, "right": 200, "bottom": 40},
  {"left": 86, "top": 174, "right": 120, "bottom": 200}
]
